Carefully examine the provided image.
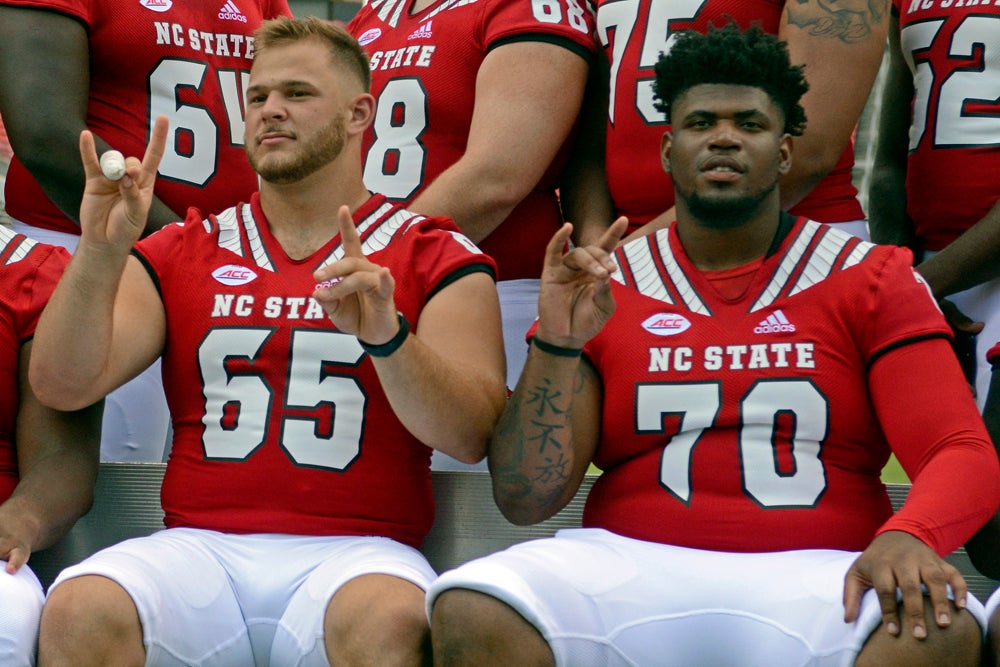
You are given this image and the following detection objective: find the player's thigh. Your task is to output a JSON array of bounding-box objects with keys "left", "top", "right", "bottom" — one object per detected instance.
[
  {"left": 271, "top": 536, "right": 435, "bottom": 667},
  {"left": 0, "top": 563, "right": 44, "bottom": 667},
  {"left": 983, "top": 588, "right": 1000, "bottom": 667},
  {"left": 429, "top": 528, "right": 878, "bottom": 667},
  {"left": 49, "top": 528, "right": 253, "bottom": 667}
]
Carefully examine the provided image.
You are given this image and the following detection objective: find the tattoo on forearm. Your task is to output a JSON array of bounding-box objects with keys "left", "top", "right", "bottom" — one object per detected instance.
[
  {"left": 493, "top": 375, "right": 574, "bottom": 505},
  {"left": 528, "top": 419, "right": 564, "bottom": 455},
  {"left": 786, "top": 0, "right": 886, "bottom": 43},
  {"left": 534, "top": 450, "right": 569, "bottom": 485},
  {"left": 527, "top": 378, "right": 566, "bottom": 417}
]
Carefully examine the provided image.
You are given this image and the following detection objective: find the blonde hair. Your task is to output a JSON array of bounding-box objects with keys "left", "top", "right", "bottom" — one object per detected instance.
[{"left": 254, "top": 16, "right": 371, "bottom": 92}]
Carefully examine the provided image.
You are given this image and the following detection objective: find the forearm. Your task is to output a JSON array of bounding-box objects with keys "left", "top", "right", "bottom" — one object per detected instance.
[
  {"left": 559, "top": 56, "right": 614, "bottom": 248},
  {"left": 12, "top": 127, "right": 182, "bottom": 233},
  {"left": 372, "top": 330, "right": 506, "bottom": 463},
  {"left": 779, "top": 0, "right": 888, "bottom": 210},
  {"left": 866, "top": 165, "right": 916, "bottom": 250},
  {"left": 408, "top": 40, "right": 589, "bottom": 243},
  {"left": 873, "top": 340, "right": 1000, "bottom": 556},
  {"left": 1, "top": 446, "right": 98, "bottom": 552},
  {"left": 409, "top": 168, "right": 522, "bottom": 243},
  {"left": 490, "top": 344, "right": 594, "bottom": 525},
  {"left": 915, "top": 203, "right": 1000, "bottom": 299},
  {"left": 560, "top": 154, "right": 614, "bottom": 248},
  {"left": 621, "top": 208, "right": 675, "bottom": 244},
  {"left": 880, "top": 442, "right": 1000, "bottom": 557}
]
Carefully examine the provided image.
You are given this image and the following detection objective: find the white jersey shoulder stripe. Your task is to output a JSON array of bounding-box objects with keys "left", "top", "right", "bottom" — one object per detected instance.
[
  {"left": 655, "top": 230, "right": 711, "bottom": 316},
  {"left": 213, "top": 203, "right": 276, "bottom": 272},
  {"left": 213, "top": 205, "right": 243, "bottom": 256},
  {"left": 425, "top": 0, "right": 478, "bottom": 21},
  {"left": 614, "top": 231, "right": 711, "bottom": 316},
  {"left": 751, "top": 221, "right": 877, "bottom": 312},
  {"left": 370, "top": 0, "right": 408, "bottom": 27},
  {"left": 0, "top": 225, "right": 38, "bottom": 266},
  {"left": 241, "top": 205, "right": 276, "bottom": 272},
  {"left": 368, "top": 0, "right": 476, "bottom": 27},
  {"left": 316, "top": 201, "right": 418, "bottom": 270}
]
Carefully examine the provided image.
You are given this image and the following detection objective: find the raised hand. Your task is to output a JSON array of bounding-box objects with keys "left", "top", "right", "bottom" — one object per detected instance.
[
  {"left": 535, "top": 216, "right": 628, "bottom": 349},
  {"left": 843, "top": 530, "right": 967, "bottom": 639},
  {"left": 312, "top": 205, "right": 401, "bottom": 345},
  {"left": 77, "top": 115, "right": 168, "bottom": 250}
]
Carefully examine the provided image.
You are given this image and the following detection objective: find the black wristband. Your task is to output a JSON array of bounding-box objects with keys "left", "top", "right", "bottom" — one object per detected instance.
[
  {"left": 532, "top": 335, "right": 583, "bottom": 358},
  {"left": 359, "top": 312, "right": 410, "bottom": 357}
]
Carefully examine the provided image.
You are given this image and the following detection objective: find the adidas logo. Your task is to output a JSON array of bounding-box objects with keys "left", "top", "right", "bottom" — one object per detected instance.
[
  {"left": 754, "top": 309, "right": 796, "bottom": 334},
  {"left": 218, "top": 0, "right": 247, "bottom": 22},
  {"left": 408, "top": 21, "right": 433, "bottom": 40}
]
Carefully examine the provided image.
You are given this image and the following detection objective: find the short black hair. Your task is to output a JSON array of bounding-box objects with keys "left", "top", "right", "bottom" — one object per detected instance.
[{"left": 652, "top": 23, "right": 808, "bottom": 136}]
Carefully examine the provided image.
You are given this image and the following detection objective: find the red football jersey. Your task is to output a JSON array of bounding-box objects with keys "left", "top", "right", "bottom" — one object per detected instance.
[
  {"left": 134, "top": 193, "right": 497, "bottom": 547},
  {"left": 0, "top": 228, "right": 70, "bottom": 503},
  {"left": 347, "top": 0, "right": 596, "bottom": 280},
  {"left": 581, "top": 217, "right": 989, "bottom": 555},
  {"left": 1, "top": 0, "right": 291, "bottom": 234},
  {"left": 892, "top": 0, "right": 1000, "bottom": 251},
  {"left": 590, "top": 0, "right": 863, "bottom": 228}
]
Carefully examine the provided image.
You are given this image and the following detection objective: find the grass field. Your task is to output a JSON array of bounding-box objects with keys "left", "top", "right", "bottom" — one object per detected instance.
[{"left": 881, "top": 455, "right": 910, "bottom": 484}]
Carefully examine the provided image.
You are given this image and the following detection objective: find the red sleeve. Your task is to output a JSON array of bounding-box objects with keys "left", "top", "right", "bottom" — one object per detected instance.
[
  {"left": 988, "top": 341, "right": 1000, "bottom": 366},
  {"left": 870, "top": 337, "right": 1000, "bottom": 556},
  {"left": 481, "top": 0, "right": 596, "bottom": 57}
]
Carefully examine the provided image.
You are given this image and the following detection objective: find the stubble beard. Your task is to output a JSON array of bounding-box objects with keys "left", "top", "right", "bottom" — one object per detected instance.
[
  {"left": 678, "top": 179, "right": 779, "bottom": 231},
  {"left": 249, "top": 114, "right": 347, "bottom": 185}
]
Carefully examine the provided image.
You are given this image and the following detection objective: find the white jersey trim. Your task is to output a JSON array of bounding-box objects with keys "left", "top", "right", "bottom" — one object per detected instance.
[{"left": 0, "top": 225, "right": 38, "bottom": 266}]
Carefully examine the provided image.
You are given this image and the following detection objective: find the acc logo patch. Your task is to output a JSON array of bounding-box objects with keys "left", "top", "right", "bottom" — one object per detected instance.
[
  {"left": 641, "top": 312, "right": 691, "bottom": 337},
  {"left": 212, "top": 264, "right": 258, "bottom": 286},
  {"left": 357, "top": 28, "right": 382, "bottom": 46},
  {"left": 140, "top": 0, "right": 173, "bottom": 12}
]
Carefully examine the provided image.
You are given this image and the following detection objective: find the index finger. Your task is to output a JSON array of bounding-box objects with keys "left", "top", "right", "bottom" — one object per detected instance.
[
  {"left": 543, "top": 222, "right": 574, "bottom": 270},
  {"left": 138, "top": 115, "right": 170, "bottom": 181},
  {"left": 337, "top": 205, "right": 364, "bottom": 259},
  {"left": 597, "top": 216, "right": 629, "bottom": 253},
  {"left": 79, "top": 130, "right": 102, "bottom": 179}
]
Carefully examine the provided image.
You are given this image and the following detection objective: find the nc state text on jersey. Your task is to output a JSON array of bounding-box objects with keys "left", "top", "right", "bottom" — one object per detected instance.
[
  {"left": 212, "top": 294, "right": 327, "bottom": 320},
  {"left": 154, "top": 22, "right": 256, "bottom": 59},
  {"left": 905, "top": 0, "right": 1000, "bottom": 10},
  {"left": 648, "top": 343, "right": 816, "bottom": 373},
  {"left": 368, "top": 46, "right": 435, "bottom": 71}
]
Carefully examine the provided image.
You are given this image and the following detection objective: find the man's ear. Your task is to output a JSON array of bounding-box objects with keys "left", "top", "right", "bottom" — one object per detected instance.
[
  {"left": 348, "top": 93, "right": 376, "bottom": 135},
  {"left": 661, "top": 131, "right": 673, "bottom": 174},
  {"left": 778, "top": 134, "right": 792, "bottom": 176}
]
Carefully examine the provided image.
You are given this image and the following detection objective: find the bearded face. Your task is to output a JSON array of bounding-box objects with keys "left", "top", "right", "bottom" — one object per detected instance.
[{"left": 248, "top": 111, "right": 348, "bottom": 185}]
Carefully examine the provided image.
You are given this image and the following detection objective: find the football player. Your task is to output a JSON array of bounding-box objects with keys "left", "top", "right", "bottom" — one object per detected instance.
[
  {"left": 0, "top": 0, "right": 292, "bottom": 462},
  {"left": 428, "top": 24, "right": 998, "bottom": 666},
  {"left": 29, "top": 17, "right": 506, "bottom": 666},
  {"left": 0, "top": 228, "right": 101, "bottom": 666},
  {"left": 561, "top": 0, "right": 888, "bottom": 246},
  {"left": 347, "top": 0, "right": 596, "bottom": 446},
  {"left": 868, "top": 0, "right": 1000, "bottom": 410}
]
